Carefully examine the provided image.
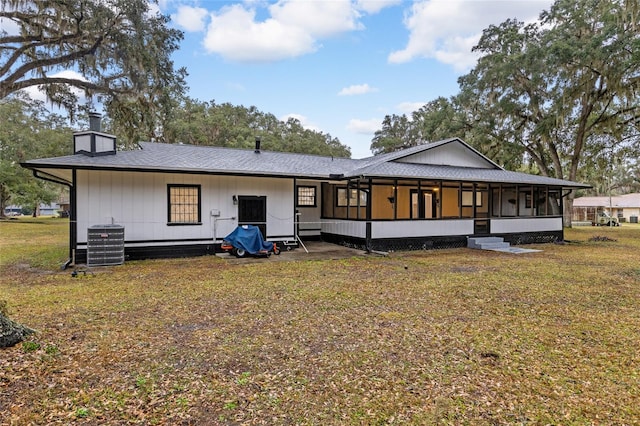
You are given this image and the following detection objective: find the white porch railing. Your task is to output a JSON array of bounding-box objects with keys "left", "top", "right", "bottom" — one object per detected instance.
[{"left": 321, "top": 217, "right": 563, "bottom": 240}]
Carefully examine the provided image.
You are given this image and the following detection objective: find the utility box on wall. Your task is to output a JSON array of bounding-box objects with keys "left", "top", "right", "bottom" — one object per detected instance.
[{"left": 87, "top": 225, "right": 125, "bottom": 266}]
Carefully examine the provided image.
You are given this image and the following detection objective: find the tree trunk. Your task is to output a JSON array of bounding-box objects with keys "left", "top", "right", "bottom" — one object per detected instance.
[
  {"left": 563, "top": 195, "right": 575, "bottom": 229},
  {"left": 0, "top": 183, "right": 9, "bottom": 218},
  {"left": 0, "top": 311, "right": 35, "bottom": 348}
]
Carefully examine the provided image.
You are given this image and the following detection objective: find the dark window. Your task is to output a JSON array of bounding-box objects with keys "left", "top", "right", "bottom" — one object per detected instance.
[
  {"left": 168, "top": 184, "right": 201, "bottom": 224},
  {"left": 336, "top": 187, "right": 367, "bottom": 207},
  {"left": 461, "top": 190, "right": 482, "bottom": 207},
  {"left": 296, "top": 186, "right": 317, "bottom": 207}
]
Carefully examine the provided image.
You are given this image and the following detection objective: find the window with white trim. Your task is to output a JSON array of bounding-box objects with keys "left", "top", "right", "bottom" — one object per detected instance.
[{"left": 296, "top": 186, "right": 317, "bottom": 207}]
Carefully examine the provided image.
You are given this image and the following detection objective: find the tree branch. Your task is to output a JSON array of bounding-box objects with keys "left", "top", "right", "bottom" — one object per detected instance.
[
  {"left": 0, "top": 33, "right": 106, "bottom": 93},
  {"left": 0, "top": 31, "right": 89, "bottom": 79},
  {"left": 1, "top": 76, "right": 126, "bottom": 99}
]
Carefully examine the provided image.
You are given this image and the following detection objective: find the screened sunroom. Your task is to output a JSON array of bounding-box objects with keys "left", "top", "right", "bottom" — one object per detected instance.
[{"left": 319, "top": 175, "right": 566, "bottom": 251}]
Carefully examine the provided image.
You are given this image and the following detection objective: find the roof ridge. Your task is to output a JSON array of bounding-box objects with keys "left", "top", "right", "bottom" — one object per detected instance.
[
  {"left": 346, "top": 138, "right": 503, "bottom": 177},
  {"left": 138, "top": 141, "right": 361, "bottom": 162}
]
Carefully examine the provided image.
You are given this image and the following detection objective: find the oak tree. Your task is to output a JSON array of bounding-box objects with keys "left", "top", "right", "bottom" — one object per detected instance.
[
  {"left": 0, "top": 94, "right": 71, "bottom": 217},
  {"left": 458, "top": 0, "right": 640, "bottom": 224},
  {"left": 0, "top": 0, "right": 186, "bottom": 145},
  {"left": 163, "top": 98, "right": 352, "bottom": 158}
]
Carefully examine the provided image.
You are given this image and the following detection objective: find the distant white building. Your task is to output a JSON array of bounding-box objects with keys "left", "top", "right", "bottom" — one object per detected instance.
[{"left": 573, "top": 193, "right": 640, "bottom": 223}]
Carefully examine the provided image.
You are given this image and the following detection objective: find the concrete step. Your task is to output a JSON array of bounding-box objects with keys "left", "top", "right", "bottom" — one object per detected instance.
[
  {"left": 468, "top": 236, "right": 542, "bottom": 254},
  {"left": 467, "top": 236, "right": 505, "bottom": 249},
  {"left": 477, "top": 242, "right": 511, "bottom": 250}
]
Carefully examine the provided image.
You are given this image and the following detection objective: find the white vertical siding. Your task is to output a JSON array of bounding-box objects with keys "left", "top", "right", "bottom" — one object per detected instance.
[
  {"left": 322, "top": 220, "right": 366, "bottom": 238},
  {"left": 397, "top": 142, "right": 493, "bottom": 168},
  {"left": 623, "top": 208, "right": 639, "bottom": 221},
  {"left": 76, "top": 170, "right": 295, "bottom": 245},
  {"left": 490, "top": 217, "right": 562, "bottom": 233},
  {"left": 372, "top": 219, "right": 474, "bottom": 238}
]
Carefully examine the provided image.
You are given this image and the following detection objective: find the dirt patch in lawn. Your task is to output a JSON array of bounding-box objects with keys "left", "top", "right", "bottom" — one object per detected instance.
[{"left": 219, "top": 240, "right": 368, "bottom": 263}]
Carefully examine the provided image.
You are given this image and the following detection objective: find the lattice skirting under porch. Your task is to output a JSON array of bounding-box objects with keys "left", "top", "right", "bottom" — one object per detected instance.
[{"left": 321, "top": 230, "right": 564, "bottom": 252}]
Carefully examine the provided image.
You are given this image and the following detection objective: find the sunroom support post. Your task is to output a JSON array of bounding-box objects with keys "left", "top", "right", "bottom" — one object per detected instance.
[
  {"left": 346, "top": 179, "right": 351, "bottom": 220},
  {"left": 458, "top": 182, "right": 462, "bottom": 218},
  {"left": 393, "top": 179, "right": 397, "bottom": 220},
  {"left": 365, "top": 178, "right": 372, "bottom": 251},
  {"left": 438, "top": 181, "right": 443, "bottom": 218}
]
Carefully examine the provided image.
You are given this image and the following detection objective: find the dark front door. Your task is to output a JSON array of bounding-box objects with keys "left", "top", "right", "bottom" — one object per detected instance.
[
  {"left": 238, "top": 196, "right": 267, "bottom": 238},
  {"left": 474, "top": 188, "right": 490, "bottom": 235}
]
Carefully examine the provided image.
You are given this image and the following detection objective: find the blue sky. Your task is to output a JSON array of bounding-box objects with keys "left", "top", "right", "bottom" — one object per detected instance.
[
  {"left": 14, "top": 0, "right": 554, "bottom": 158},
  {"left": 156, "top": 0, "right": 555, "bottom": 158}
]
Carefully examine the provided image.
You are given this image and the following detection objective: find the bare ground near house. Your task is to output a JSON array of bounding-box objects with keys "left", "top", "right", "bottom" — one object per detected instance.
[
  {"left": 1, "top": 218, "right": 640, "bottom": 424},
  {"left": 219, "top": 240, "right": 368, "bottom": 263}
]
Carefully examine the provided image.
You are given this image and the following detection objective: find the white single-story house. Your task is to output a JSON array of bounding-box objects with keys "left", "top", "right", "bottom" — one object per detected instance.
[
  {"left": 573, "top": 193, "right": 640, "bottom": 223},
  {"left": 22, "top": 119, "right": 589, "bottom": 266}
]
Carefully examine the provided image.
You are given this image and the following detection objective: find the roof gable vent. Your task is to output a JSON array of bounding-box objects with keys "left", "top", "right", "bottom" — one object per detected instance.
[{"left": 73, "top": 113, "right": 117, "bottom": 157}]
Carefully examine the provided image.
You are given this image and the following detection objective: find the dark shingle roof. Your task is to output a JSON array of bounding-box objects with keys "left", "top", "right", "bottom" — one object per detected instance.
[
  {"left": 26, "top": 142, "right": 356, "bottom": 178},
  {"left": 23, "top": 140, "right": 590, "bottom": 188},
  {"left": 347, "top": 160, "right": 581, "bottom": 187}
]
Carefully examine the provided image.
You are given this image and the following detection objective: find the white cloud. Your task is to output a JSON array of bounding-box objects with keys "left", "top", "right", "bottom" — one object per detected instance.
[
  {"left": 397, "top": 101, "right": 426, "bottom": 114},
  {"left": 269, "top": 0, "right": 363, "bottom": 37},
  {"left": 347, "top": 118, "right": 381, "bottom": 135},
  {"left": 157, "top": 0, "right": 171, "bottom": 11},
  {"left": 281, "top": 113, "right": 320, "bottom": 132},
  {"left": 203, "top": 4, "right": 316, "bottom": 62},
  {"left": 0, "top": 16, "right": 20, "bottom": 35},
  {"left": 172, "top": 5, "right": 208, "bottom": 32},
  {"left": 355, "top": 0, "right": 402, "bottom": 14},
  {"left": 389, "top": 0, "right": 553, "bottom": 72},
  {"left": 338, "top": 83, "right": 378, "bottom": 96},
  {"left": 23, "top": 70, "right": 88, "bottom": 103},
  {"left": 23, "top": 86, "right": 49, "bottom": 103},
  {"left": 0, "top": 1, "right": 21, "bottom": 36},
  {"left": 51, "top": 69, "right": 87, "bottom": 82},
  {"left": 146, "top": 2, "right": 162, "bottom": 18},
  {"left": 202, "top": 0, "right": 365, "bottom": 62}
]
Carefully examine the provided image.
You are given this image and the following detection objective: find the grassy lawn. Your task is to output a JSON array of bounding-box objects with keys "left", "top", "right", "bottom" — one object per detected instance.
[{"left": 1, "top": 218, "right": 639, "bottom": 424}]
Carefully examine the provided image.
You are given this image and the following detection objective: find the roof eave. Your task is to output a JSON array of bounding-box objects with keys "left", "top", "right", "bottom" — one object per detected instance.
[
  {"left": 21, "top": 161, "right": 335, "bottom": 180},
  {"left": 346, "top": 171, "right": 591, "bottom": 189}
]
